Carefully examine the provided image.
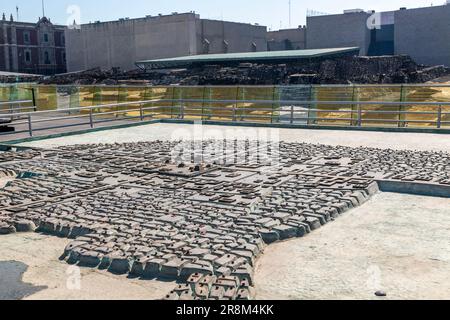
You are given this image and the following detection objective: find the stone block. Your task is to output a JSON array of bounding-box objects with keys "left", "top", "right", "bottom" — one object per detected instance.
[
  {"left": 109, "top": 256, "right": 132, "bottom": 274},
  {"left": 259, "top": 228, "right": 280, "bottom": 244},
  {"left": 273, "top": 225, "right": 298, "bottom": 240},
  {"left": 143, "top": 258, "right": 166, "bottom": 278},
  {"left": 160, "top": 258, "right": 188, "bottom": 279},
  {"left": 15, "top": 220, "right": 36, "bottom": 232}
]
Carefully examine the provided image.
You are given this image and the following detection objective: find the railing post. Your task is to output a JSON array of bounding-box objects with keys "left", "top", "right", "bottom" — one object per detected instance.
[
  {"left": 27, "top": 114, "right": 33, "bottom": 137},
  {"left": 290, "top": 104, "right": 294, "bottom": 124},
  {"left": 31, "top": 88, "right": 37, "bottom": 112},
  {"left": 306, "top": 102, "right": 310, "bottom": 126},
  {"left": 399, "top": 85, "right": 406, "bottom": 128},
  {"left": 232, "top": 103, "right": 237, "bottom": 122},
  {"left": 181, "top": 103, "right": 185, "bottom": 119},
  {"left": 357, "top": 104, "right": 362, "bottom": 127},
  {"left": 140, "top": 103, "right": 144, "bottom": 121},
  {"left": 437, "top": 105, "right": 442, "bottom": 129},
  {"left": 89, "top": 108, "right": 94, "bottom": 128},
  {"left": 271, "top": 85, "right": 276, "bottom": 124}
]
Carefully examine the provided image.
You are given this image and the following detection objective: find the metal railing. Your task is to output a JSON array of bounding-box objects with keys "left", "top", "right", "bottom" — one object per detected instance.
[
  {"left": 0, "top": 98, "right": 449, "bottom": 138},
  {"left": 0, "top": 100, "right": 35, "bottom": 121}
]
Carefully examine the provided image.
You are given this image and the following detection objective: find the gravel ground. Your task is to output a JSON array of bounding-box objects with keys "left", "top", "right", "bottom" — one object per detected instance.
[{"left": 254, "top": 192, "right": 450, "bottom": 300}]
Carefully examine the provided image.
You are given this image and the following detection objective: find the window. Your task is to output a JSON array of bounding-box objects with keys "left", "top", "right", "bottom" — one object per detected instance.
[
  {"left": 62, "top": 51, "right": 66, "bottom": 63},
  {"left": 61, "top": 34, "right": 65, "bottom": 45},
  {"left": 44, "top": 33, "right": 49, "bottom": 42},
  {"left": 23, "top": 31, "right": 30, "bottom": 44},
  {"left": 44, "top": 51, "right": 50, "bottom": 64},
  {"left": 24, "top": 50, "right": 31, "bottom": 64}
]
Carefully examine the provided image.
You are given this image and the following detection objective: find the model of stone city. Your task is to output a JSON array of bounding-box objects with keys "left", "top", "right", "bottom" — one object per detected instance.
[{"left": 0, "top": 140, "right": 449, "bottom": 300}]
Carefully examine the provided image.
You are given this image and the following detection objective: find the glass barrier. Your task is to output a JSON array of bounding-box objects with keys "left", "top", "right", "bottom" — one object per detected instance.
[
  {"left": 0, "top": 84, "right": 448, "bottom": 128},
  {"left": 237, "top": 86, "right": 276, "bottom": 123},
  {"left": 314, "top": 86, "right": 355, "bottom": 126}
]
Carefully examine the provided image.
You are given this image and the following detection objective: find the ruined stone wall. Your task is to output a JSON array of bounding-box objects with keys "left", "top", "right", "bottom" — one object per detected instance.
[{"left": 35, "top": 55, "right": 450, "bottom": 86}]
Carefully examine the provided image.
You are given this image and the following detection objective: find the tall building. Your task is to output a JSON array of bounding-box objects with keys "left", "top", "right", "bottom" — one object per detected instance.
[
  {"left": 306, "top": 3, "right": 450, "bottom": 66},
  {"left": 267, "top": 27, "right": 306, "bottom": 51},
  {"left": 395, "top": 5, "right": 450, "bottom": 67},
  {"left": 0, "top": 14, "right": 67, "bottom": 75},
  {"left": 65, "top": 12, "right": 267, "bottom": 72}
]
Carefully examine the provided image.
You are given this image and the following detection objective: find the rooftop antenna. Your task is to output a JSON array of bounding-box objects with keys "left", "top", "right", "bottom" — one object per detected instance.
[
  {"left": 42, "top": 0, "right": 45, "bottom": 17},
  {"left": 16, "top": 6, "right": 19, "bottom": 21}
]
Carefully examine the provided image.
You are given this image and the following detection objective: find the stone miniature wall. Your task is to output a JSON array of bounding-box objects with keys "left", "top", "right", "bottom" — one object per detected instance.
[{"left": 0, "top": 141, "right": 449, "bottom": 299}]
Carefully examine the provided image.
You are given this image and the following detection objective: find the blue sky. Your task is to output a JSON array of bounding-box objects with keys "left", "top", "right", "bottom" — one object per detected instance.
[{"left": 2, "top": 0, "right": 436, "bottom": 30}]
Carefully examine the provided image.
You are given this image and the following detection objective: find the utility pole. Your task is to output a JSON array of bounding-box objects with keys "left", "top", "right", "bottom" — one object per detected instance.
[{"left": 289, "top": 0, "right": 292, "bottom": 28}]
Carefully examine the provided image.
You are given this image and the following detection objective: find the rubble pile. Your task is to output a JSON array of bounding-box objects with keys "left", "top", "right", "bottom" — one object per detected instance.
[
  {"left": 0, "top": 140, "right": 449, "bottom": 299},
  {"left": 33, "top": 55, "right": 450, "bottom": 86},
  {"left": 0, "top": 73, "right": 41, "bottom": 84}
]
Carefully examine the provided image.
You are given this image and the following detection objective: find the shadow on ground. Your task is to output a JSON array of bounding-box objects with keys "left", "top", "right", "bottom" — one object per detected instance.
[{"left": 0, "top": 261, "right": 47, "bottom": 300}]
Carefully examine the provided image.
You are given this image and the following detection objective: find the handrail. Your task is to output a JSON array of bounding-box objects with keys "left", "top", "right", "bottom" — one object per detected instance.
[
  {"left": 2, "top": 99, "right": 450, "bottom": 118},
  {"left": 0, "top": 100, "right": 33, "bottom": 106},
  {"left": 0, "top": 98, "right": 449, "bottom": 138},
  {"left": 2, "top": 100, "right": 157, "bottom": 118}
]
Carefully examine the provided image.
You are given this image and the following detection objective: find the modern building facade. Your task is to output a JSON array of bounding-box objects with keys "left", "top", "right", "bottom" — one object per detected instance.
[
  {"left": 66, "top": 12, "right": 267, "bottom": 72},
  {"left": 267, "top": 27, "right": 306, "bottom": 51},
  {"left": 305, "top": 3, "right": 450, "bottom": 66},
  {"left": 0, "top": 14, "right": 67, "bottom": 75},
  {"left": 395, "top": 5, "right": 450, "bottom": 67},
  {"left": 307, "top": 10, "right": 371, "bottom": 56}
]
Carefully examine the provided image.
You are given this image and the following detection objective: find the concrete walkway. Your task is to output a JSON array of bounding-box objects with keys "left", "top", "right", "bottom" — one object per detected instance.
[
  {"left": 18, "top": 122, "right": 450, "bottom": 152},
  {"left": 0, "top": 115, "right": 143, "bottom": 143},
  {"left": 255, "top": 192, "right": 450, "bottom": 300}
]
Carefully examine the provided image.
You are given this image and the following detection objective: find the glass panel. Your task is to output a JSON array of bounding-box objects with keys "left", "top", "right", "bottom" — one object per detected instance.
[
  {"left": 173, "top": 86, "right": 205, "bottom": 121},
  {"left": 278, "top": 85, "right": 311, "bottom": 124},
  {"left": 357, "top": 85, "right": 402, "bottom": 127},
  {"left": 149, "top": 87, "right": 175, "bottom": 119},
  {"left": 314, "top": 85, "right": 354, "bottom": 126},
  {"left": 35, "top": 85, "right": 57, "bottom": 111},
  {"left": 238, "top": 86, "right": 274, "bottom": 123},
  {"left": 206, "top": 86, "right": 238, "bottom": 121},
  {"left": 403, "top": 86, "right": 450, "bottom": 128}
]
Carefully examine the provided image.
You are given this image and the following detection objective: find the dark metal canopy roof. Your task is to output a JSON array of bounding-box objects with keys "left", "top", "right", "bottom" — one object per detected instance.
[{"left": 136, "top": 47, "right": 360, "bottom": 70}]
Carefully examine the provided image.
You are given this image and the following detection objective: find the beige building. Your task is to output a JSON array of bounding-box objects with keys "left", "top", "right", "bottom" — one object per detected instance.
[{"left": 66, "top": 12, "right": 267, "bottom": 72}]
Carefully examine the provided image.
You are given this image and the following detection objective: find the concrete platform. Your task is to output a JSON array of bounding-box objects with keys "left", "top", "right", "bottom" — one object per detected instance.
[
  {"left": 255, "top": 192, "right": 450, "bottom": 300},
  {"left": 17, "top": 122, "right": 450, "bottom": 152},
  {"left": 0, "top": 116, "right": 142, "bottom": 143},
  {"left": 1, "top": 122, "right": 449, "bottom": 300},
  {"left": 0, "top": 233, "right": 175, "bottom": 300}
]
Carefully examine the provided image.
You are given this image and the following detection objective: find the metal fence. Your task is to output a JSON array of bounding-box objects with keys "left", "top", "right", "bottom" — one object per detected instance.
[
  {"left": 0, "top": 84, "right": 450, "bottom": 136},
  {"left": 1, "top": 97, "right": 449, "bottom": 138}
]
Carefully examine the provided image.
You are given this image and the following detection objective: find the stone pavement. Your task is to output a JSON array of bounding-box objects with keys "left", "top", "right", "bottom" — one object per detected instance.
[{"left": 0, "top": 140, "right": 449, "bottom": 300}]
